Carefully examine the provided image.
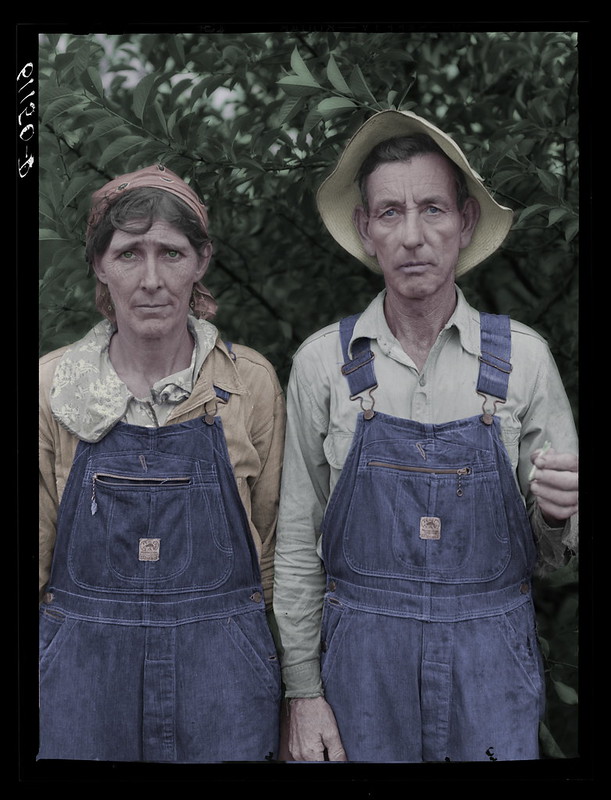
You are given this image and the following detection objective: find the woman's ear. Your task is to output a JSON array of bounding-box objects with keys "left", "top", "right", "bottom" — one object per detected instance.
[
  {"left": 91, "top": 256, "right": 108, "bottom": 284},
  {"left": 196, "top": 240, "right": 213, "bottom": 280}
]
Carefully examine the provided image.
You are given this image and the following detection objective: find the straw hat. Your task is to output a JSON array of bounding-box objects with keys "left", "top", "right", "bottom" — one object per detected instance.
[{"left": 316, "top": 110, "right": 513, "bottom": 277}]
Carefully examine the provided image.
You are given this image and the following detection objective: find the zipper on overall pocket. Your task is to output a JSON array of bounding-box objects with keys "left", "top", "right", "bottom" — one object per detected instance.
[
  {"left": 90, "top": 472, "right": 191, "bottom": 515},
  {"left": 367, "top": 461, "right": 472, "bottom": 496}
]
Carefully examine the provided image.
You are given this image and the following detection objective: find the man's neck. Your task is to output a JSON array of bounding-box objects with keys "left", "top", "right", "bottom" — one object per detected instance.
[{"left": 384, "top": 286, "right": 457, "bottom": 371}]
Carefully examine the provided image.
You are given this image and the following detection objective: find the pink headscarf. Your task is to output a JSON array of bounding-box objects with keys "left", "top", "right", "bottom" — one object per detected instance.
[{"left": 88, "top": 164, "right": 216, "bottom": 319}]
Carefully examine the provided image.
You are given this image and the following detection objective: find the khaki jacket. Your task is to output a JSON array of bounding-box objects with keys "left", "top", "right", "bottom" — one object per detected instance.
[{"left": 39, "top": 338, "right": 285, "bottom": 609}]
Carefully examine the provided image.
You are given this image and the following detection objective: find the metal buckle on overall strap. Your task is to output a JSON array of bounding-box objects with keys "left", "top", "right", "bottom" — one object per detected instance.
[
  {"left": 203, "top": 396, "right": 218, "bottom": 425},
  {"left": 350, "top": 386, "right": 378, "bottom": 420},
  {"left": 477, "top": 391, "right": 505, "bottom": 426}
]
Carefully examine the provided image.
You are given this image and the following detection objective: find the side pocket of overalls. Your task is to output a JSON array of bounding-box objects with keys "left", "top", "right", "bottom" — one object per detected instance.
[
  {"left": 497, "top": 602, "right": 546, "bottom": 712},
  {"left": 39, "top": 607, "right": 78, "bottom": 684},
  {"left": 320, "top": 597, "right": 353, "bottom": 688},
  {"left": 220, "top": 612, "right": 282, "bottom": 700}
]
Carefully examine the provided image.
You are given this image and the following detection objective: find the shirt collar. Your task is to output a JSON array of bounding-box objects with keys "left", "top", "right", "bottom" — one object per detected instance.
[
  {"left": 350, "top": 285, "right": 481, "bottom": 360},
  {"left": 50, "top": 315, "right": 219, "bottom": 442}
]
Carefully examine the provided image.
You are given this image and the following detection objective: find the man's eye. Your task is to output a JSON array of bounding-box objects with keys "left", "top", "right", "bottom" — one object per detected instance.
[
  {"left": 381, "top": 209, "right": 397, "bottom": 218},
  {"left": 426, "top": 206, "right": 442, "bottom": 215},
  {"left": 121, "top": 250, "right": 135, "bottom": 259},
  {"left": 167, "top": 250, "right": 180, "bottom": 258}
]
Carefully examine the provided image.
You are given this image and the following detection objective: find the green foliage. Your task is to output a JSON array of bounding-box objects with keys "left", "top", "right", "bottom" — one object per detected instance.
[{"left": 37, "top": 30, "right": 580, "bottom": 757}]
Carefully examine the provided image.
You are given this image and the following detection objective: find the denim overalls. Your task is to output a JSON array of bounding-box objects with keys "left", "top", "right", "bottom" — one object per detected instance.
[
  {"left": 319, "top": 312, "right": 545, "bottom": 762},
  {"left": 38, "top": 387, "right": 281, "bottom": 763}
]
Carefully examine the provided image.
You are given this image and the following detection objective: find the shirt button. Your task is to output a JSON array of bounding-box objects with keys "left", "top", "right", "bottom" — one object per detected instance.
[
  {"left": 519, "top": 582, "right": 530, "bottom": 594},
  {"left": 419, "top": 374, "right": 426, "bottom": 386},
  {"left": 250, "top": 591, "right": 262, "bottom": 603},
  {"left": 43, "top": 592, "right": 54, "bottom": 604},
  {"left": 328, "top": 580, "right": 336, "bottom": 592}
]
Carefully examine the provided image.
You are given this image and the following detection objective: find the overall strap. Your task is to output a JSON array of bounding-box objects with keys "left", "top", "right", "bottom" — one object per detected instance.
[
  {"left": 213, "top": 341, "right": 236, "bottom": 404},
  {"left": 339, "top": 315, "right": 378, "bottom": 399},
  {"left": 477, "top": 312, "right": 512, "bottom": 402}
]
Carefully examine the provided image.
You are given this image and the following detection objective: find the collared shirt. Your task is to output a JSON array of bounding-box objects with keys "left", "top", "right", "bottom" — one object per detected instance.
[
  {"left": 49, "top": 315, "right": 218, "bottom": 441},
  {"left": 273, "top": 287, "right": 578, "bottom": 697}
]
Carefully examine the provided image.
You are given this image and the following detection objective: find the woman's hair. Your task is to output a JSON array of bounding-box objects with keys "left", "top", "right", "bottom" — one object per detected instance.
[
  {"left": 357, "top": 133, "right": 469, "bottom": 212},
  {"left": 87, "top": 187, "right": 216, "bottom": 321},
  {"left": 86, "top": 187, "right": 210, "bottom": 263}
]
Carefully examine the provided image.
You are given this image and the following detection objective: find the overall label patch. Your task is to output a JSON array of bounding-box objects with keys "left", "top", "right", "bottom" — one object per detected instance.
[
  {"left": 419, "top": 517, "right": 441, "bottom": 540},
  {"left": 139, "top": 538, "right": 161, "bottom": 561}
]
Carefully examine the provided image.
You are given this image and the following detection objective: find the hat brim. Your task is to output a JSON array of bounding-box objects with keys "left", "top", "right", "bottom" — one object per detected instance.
[{"left": 316, "top": 110, "right": 513, "bottom": 277}]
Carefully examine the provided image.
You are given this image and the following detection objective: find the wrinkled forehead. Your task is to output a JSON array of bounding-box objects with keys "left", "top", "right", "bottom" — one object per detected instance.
[
  {"left": 363, "top": 153, "right": 462, "bottom": 206},
  {"left": 104, "top": 218, "right": 196, "bottom": 249}
]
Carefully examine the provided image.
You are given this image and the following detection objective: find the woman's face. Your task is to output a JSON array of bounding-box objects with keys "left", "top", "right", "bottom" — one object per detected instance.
[{"left": 93, "top": 219, "right": 211, "bottom": 342}]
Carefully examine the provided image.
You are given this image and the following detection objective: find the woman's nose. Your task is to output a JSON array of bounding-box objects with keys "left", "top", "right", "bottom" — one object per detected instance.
[{"left": 140, "top": 256, "right": 163, "bottom": 289}]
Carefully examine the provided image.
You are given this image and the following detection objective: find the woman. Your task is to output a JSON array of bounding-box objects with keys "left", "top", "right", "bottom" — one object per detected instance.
[{"left": 39, "top": 164, "right": 285, "bottom": 762}]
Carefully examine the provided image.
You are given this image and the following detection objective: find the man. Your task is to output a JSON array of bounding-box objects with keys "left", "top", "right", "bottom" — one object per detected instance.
[{"left": 273, "top": 110, "right": 578, "bottom": 763}]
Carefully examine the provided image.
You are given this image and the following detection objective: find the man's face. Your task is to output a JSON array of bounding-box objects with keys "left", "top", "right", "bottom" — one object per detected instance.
[{"left": 354, "top": 153, "right": 479, "bottom": 303}]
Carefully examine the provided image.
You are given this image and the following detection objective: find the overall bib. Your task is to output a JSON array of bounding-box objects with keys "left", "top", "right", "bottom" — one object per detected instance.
[
  {"left": 39, "top": 393, "right": 281, "bottom": 763},
  {"left": 319, "top": 313, "right": 545, "bottom": 763}
]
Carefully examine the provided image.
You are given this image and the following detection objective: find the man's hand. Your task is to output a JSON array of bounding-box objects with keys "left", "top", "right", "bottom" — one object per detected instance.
[
  {"left": 529, "top": 447, "right": 578, "bottom": 525},
  {"left": 288, "top": 696, "right": 347, "bottom": 762}
]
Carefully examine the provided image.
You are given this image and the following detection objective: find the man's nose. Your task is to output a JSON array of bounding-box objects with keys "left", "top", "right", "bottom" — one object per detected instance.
[{"left": 400, "top": 211, "right": 425, "bottom": 249}]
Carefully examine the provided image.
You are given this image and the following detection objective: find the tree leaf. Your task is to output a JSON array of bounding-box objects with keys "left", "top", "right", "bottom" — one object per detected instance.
[
  {"left": 317, "top": 97, "right": 357, "bottom": 120},
  {"left": 277, "top": 95, "right": 306, "bottom": 125},
  {"left": 517, "top": 203, "right": 549, "bottom": 224},
  {"left": 547, "top": 207, "right": 572, "bottom": 226},
  {"left": 81, "top": 66, "right": 104, "bottom": 98},
  {"left": 553, "top": 680, "right": 578, "bottom": 706},
  {"left": 88, "top": 116, "right": 129, "bottom": 143},
  {"left": 98, "top": 135, "right": 145, "bottom": 168},
  {"left": 277, "top": 75, "right": 321, "bottom": 97},
  {"left": 349, "top": 64, "right": 378, "bottom": 104},
  {"left": 133, "top": 72, "right": 161, "bottom": 122},
  {"left": 39, "top": 228, "right": 68, "bottom": 241},
  {"left": 41, "top": 94, "right": 87, "bottom": 126},
  {"left": 326, "top": 54, "right": 351, "bottom": 94},
  {"left": 62, "top": 174, "right": 96, "bottom": 210},
  {"left": 290, "top": 46, "right": 319, "bottom": 86}
]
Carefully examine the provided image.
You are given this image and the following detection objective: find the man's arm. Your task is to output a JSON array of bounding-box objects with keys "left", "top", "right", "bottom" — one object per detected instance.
[
  {"left": 273, "top": 348, "right": 348, "bottom": 760},
  {"left": 514, "top": 333, "right": 579, "bottom": 568}
]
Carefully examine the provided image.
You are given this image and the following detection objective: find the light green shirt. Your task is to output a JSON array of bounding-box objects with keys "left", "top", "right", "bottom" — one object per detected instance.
[{"left": 273, "top": 287, "right": 578, "bottom": 697}]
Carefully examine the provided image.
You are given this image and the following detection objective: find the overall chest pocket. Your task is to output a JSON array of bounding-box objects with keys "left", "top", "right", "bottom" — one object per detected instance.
[
  {"left": 341, "top": 438, "right": 511, "bottom": 583},
  {"left": 67, "top": 454, "right": 234, "bottom": 592}
]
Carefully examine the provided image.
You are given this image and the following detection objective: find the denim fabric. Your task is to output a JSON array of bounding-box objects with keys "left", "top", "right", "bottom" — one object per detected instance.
[
  {"left": 39, "top": 418, "right": 281, "bottom": 762},
  {"left": 320, "top": 412, "right": 545, "bottom": 762},
  {"left": 319, "top": 316, "right": 545, "bottom": 763}
]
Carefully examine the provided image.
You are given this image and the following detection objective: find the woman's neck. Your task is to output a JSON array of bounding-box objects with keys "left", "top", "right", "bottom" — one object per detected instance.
[{"left": 108, "top": 326, "right": 195, "bottom": 399}]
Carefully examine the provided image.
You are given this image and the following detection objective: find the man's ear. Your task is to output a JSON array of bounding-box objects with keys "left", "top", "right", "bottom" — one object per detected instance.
[
  {"left": 459, "top": 197, "right": 480, "bottom": 250},
  {"left": 353, "top": 205, "right": 377, "bottom": 258}
]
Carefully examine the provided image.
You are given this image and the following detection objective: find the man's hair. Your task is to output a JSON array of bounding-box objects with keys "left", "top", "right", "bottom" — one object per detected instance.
[
  {"left": 356, "top": 133, "right": 469, "bottom": 212},
  {"left": 86, "top": 187, "right": 210, "bottom": 265}
]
